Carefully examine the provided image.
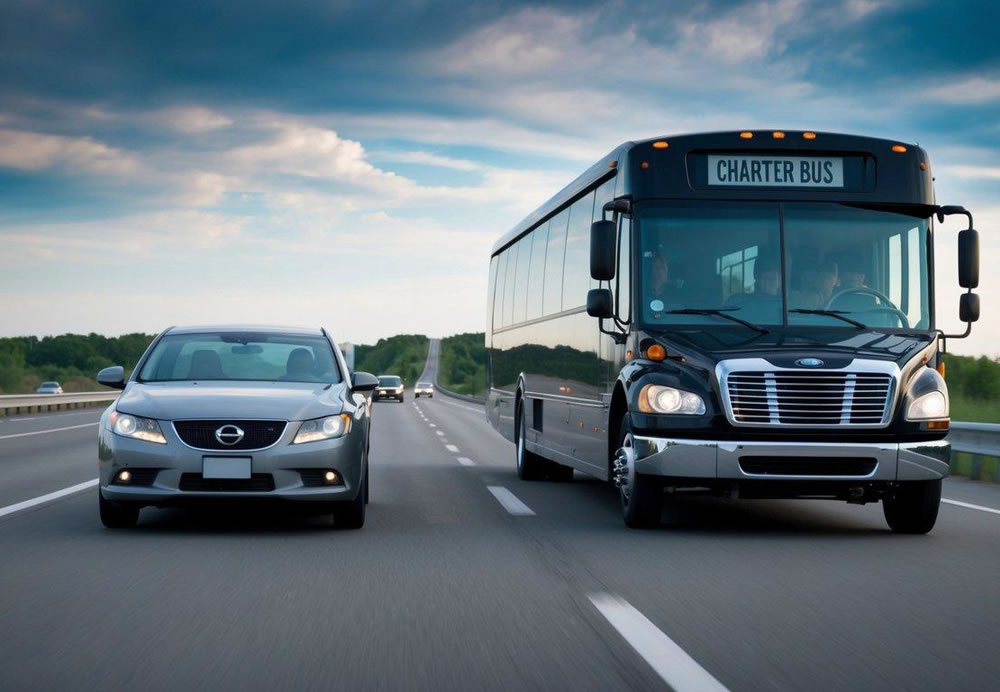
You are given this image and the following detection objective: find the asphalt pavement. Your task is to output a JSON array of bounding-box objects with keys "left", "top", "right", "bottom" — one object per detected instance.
[{"left": 1, "top": 347, "right": 999, "bottom": 690}]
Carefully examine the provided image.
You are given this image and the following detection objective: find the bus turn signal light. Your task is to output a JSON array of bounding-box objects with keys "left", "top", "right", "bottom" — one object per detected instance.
[
  {"left": 739, "top": 131, "right": 753, "bottom": 139},
  {"left": 803, "top": 132, "right": 817, "bottom": 140},
  {"left": 937, "top": 361, "right": 946, "bottom": 378},
  {"left": 772, "top": 131, "right": 785, "bottom": 139},
  {"left": 646, "top": 344, "right": 666, "bottom": 361},
  {"left": 892, "top": 144, "right": 907, "bottom": 153}
]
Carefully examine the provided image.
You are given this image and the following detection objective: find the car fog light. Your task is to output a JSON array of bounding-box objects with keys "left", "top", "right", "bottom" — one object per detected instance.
[
  {"left": 325, "top": 470, "right": 338, "bottom": 483},
  {"left": 118, "top": 470, "right": 132, "bottom": 483}
]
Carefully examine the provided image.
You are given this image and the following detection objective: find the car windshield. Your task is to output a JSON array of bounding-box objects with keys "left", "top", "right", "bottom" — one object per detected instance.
[
  {"left": 417, "top": 382, "right": 432, "bottom": 388},
  {"left": 637, "top": 201, "right": 930, "bottom": 330},
  {"left": 379, "top": 376, "right": 402, "bottom": 387},
  {"left": 137, "top": 332, "right": 342, "bottom": 383},
  {"left": 40, "top": 382, "right": 59, "bottom": 388}
]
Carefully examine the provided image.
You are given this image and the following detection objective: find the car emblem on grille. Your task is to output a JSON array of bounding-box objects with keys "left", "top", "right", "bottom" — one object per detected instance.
[
  {"left": 796, "top": 358, "right": 824, "bottom": 368},
  {"left": 215, "top": 424, "right": 244, "bottom": 446}
]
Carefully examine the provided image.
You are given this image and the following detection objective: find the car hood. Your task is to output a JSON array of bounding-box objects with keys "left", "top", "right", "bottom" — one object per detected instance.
[{"left": 115, "top": 381, "right": 349, "bottom": 421}]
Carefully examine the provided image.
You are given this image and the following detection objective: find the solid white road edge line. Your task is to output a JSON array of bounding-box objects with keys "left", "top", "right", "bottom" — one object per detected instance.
[
  {"left": 445, "top": 444, "right": 459, "bottom": 453},
  {"left": 486, "top": 486, "right": 535, "bottom": 516},
  {"left": 0, "top": 422, "right": 99, "bottom": 441},
  {"left": 942, "top": 498, "right": 1000, "bottom": 516},
  {"left": 0, "top": 479, "right": 98, "bottom": 519},
  {"left": 588, "top": 593, "right": 728, "bottom": 692},
  {"left": 457, "top": 457, "right": 475, "bottom": 466}
]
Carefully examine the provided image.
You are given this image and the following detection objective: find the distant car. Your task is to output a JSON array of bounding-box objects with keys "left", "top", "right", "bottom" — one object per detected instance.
[
  {"left": 94, "top": 325, "right": 379, "bottom": 529},
  {"left": 36, "top": 382, "right": 63, "bottom": 394},
  {"left": 414, "top": 382, "right": 434, "bottom": 398},
  {"left": 374, "top": 375, "right": 404, "bottom": 402}
]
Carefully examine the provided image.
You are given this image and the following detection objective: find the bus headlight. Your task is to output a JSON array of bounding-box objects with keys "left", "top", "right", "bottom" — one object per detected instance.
[
  {"left": 903, "top": 367, "right": 949, "bottom": 421},
  {"left": 293, "top": 414, "right": 352, "bottom": 444},
  {"left": 638, "top": 385, "right": 706, "bottom": 415},
  {"left": 110, "top": 411, "right": 167, "bottom": 444}
]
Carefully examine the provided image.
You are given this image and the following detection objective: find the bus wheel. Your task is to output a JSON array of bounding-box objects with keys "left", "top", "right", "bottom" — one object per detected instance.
[
  {"left": 516, "top": 404, "right": 546, "bottom": 481},
  {"left": 614, "top": 415, "right": 663, "bottom": 528},
  {"left": 883, "top": 479, "right": 941, "bottom": 534}
]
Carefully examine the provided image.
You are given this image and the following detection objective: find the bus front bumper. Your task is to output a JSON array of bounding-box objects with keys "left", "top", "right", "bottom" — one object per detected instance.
[{"left": 632, "top": 436, "right": 950, "bottom": 482}]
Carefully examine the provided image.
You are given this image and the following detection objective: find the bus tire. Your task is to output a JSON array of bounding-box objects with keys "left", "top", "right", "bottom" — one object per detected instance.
[
  {"left": 615, "top": 414, "right": 663, "bottom": 528},
  {"left": 883, "top": 479, "right": 941, "bottom": 534},
  {"left": 516, "top": 403, "right": 546, "bottom": 481}
]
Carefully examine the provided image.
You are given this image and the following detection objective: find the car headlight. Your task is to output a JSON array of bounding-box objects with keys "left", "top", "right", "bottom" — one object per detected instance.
[
  {"left": 109, "top": 411, "right": 166, "bottom": 444},
  {"left": 904, "top": 367, "right": 949, "bottom": 421},
  {"left": 293, "top": 414, "right": 352, "bottom": 444},
  {"left": 638, "top": 385, "right": 706, "bottom": 415}
]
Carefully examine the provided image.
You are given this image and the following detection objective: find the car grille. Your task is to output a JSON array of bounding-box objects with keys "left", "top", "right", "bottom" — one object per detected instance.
[
  {"left": 178, "top": 473, "right": 275, "bottom": 492},
  {"left": 739, "top": 457, "right": 878, "bottom": 476},
  {"left": 172, "top": 420, "right": 286, "bottom": 451},
  {"left": 725, "top": 371, "right": 894, "bottom": 427}
]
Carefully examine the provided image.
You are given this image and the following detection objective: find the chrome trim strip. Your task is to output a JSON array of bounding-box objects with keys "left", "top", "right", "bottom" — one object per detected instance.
[{"left": 523, "top": 391, "right": 605, "bottom": 407}]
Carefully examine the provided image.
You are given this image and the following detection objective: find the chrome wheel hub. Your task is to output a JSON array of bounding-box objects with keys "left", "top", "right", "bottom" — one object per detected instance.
[{"left": 613, "top": 432, "right": 636, "bottom": 500}]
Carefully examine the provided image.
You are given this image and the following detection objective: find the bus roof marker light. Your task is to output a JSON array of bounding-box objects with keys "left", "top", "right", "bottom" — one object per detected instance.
[
  {"left": 803, "top": 132, "right": 817, "bottom": 140},
  {"left": 609, "top": 160, "right": 617, "bottom": 169},
  {"left": 772, "top": 131, "right": 785, "bottom": 139},
  {"left": 892, "top": 145, "right": 907, "bottom": 153},
  {"left": 739, "top": 131, "right": 753, "bottom": 139},
  {"left": 652, "top": 140, "right": 669, "bottom": 149},
  {"left": 640, "top": 161, "right": 649, "bottom": 170}
]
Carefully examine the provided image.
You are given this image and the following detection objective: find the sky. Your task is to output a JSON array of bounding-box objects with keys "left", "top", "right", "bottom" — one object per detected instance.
[{"left": 0, "top": 0, "right": 998, "bottom": 354}]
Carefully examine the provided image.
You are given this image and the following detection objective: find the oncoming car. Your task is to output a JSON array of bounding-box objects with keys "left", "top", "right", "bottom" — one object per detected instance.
[
  {"left": 374, "top": 375, "right": 404, "bottom": 402},
  {"left": 95, "top": 326, "right": 379, "bottom": 529},
  {"left": 414, "top": 382, "right": 434, "bottom": 398},
  {"left": 36, "top": 381, "right": 63, "bottom": 394}
]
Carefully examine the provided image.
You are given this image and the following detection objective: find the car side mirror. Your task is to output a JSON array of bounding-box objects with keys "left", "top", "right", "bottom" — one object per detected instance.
[
  {"left": 351, "top": 371, "right": 379, "bottom": 392},
  {"left": 958, "top": 228, "right": 979, "bottom": 289},
  {"left": 97, "top": 365, "right": 126, "bottom": 390},
  {"left": 587, "top": 288, "right": 614, "bottom": 318},
  {"left": 590, "top": 220, "right": 616, "bottom": 281},
  {"left": 960, "top": 292, "right": 980, "bottom": 323}
]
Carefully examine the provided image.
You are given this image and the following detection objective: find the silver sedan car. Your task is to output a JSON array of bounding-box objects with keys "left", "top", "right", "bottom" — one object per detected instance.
[{"left": 95, "top": 326, "right": 378, "bottom": 529}]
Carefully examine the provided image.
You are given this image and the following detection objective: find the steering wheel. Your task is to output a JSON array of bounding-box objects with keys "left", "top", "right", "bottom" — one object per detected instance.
[{"left": 825, "top": 287, "right": 910, "bottom": 328}]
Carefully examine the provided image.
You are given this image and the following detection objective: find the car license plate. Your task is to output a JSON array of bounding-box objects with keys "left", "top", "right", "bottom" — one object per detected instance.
[{"left": 203, "top": 457, "right": 252, "bottom": 479}]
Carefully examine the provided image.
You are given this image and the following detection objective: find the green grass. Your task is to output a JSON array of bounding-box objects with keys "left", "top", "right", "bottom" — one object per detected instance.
[{"left": 949, "top": 393, "right": 1000, "bottom": 424}]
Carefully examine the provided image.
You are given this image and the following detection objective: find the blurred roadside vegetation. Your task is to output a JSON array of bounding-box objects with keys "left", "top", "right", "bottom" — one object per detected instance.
[
  {"left": 354, "top": 334, "right": 429, "bottom": 386},
  {"left": 438, "top": 332, "right": 486, "bottom": 396},
  {"left": 942, "top": 354, "right": 1000, "bottom": 424}
]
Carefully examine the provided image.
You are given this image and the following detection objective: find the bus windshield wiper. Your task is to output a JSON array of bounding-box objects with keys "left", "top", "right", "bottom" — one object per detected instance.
[
  {"left": 665, "top": 308, "right": 769, "bottom": 334},
  {"left": 789, "top": 309, "right": 866, "bottom": 329}
]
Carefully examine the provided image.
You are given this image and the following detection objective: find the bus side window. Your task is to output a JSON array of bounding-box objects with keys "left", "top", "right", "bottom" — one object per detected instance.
[
  {"left": 617, "top": 216, "right": 631, "bottom": 323},
  {"left": 543, "top": 212, "right": 568, "bottom": 315},
  {"left": 562, "top": 191, "right": 597, "bottom": 309},
  {"left": 493, "top": 251, "right": 508, "bottom": 330},
  {"left": 512, "top": 234, "right": 532, "bottom": 324},
  {"left": 526, "top": 226, "right": 547, "bottom": 321}
]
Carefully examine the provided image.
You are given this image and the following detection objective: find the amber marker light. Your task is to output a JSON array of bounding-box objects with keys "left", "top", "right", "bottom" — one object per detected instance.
[
  {"left": 739, "top": 131, "right": 753, "bottom": 139},
  {"left": 920, "top": 162, "right": 927, "bottom": 171},
  {"left": 625, "top": 349, "right": 633, "bottom": 360},
  {"left": 646, "top": 344, "right": 667, "bottom": 361},
  {"left": 892, "top": 144, "right": 907, "bottom": 153},
  {"left": 927, "top": 420, "right": 950, "bottom": 431},
  {"left": 652, "top": 140, "right": 669, "bottom": 149},
  {"left": 640, "top": 161, "right": 649, "bottom": 169},
  {"left": 772, "top": 131, "right": 786, "bottom": 139},
  {"left": 803, "top": 132, "right": 817, "bottom": 140},
  {"left": 937, "top": 361, "right": 947, "bottom": 378},
  {"left": 608, "top": 160, "right": 617, "bottom": 169}
]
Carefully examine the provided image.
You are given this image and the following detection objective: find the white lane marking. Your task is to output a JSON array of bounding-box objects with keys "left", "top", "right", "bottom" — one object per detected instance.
[
  {"left": 589, "top": 593, "right": 728, "bottom": 692},
  {"left": 0, "top": 422, "right": 99, "bottom": 441},
  {"left": 943, "top": 498, "right": 1000, "bottom": 516},
  {"left": 435, "top": 397, "right": 484, "bottom": 414},
  {"left": 0, "top": 479, "right": 98, "bottom": 519},
  {"left": 446, "top": 444, "right": 459, "bottom": 453},
  {"left": 435, "top": 430, "right": 444, "bottom": 436},
  {"left": 428, "top": 423, "right": 436, "bottom": 428},
  {"left": 487, "top": 486, "right": 535, "bottom": 516},
  {"left": 457, "top": 457, "right": 475, "bottom": 466}
]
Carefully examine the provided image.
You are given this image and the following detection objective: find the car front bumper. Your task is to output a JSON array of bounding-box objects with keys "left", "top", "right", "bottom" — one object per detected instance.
[
  {"left": 631, "top": 435, "right": 950, "bottom": 482},
  {"left": 374, "top": 389, "right": 403, "bottom": 400},
  {"left": 98, "top": 419, "right": 365, "bottom": 506}
]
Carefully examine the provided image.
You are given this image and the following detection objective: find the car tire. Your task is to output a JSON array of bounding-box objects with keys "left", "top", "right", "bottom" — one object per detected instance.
[
  {"left": 615, "top": 414, "right": 663, "bottom": 529},
  {"left": 99, "top": 490, "right": 140, "bottom": 529},
  {"left": 516, "top": 403, "right": 547, "bottom": 481},
  {"left": 883, "top": 479, "right": 941, "bottom": 534},
  {"left": 333, "top": 469, "right": 367, "bottom": 529}
]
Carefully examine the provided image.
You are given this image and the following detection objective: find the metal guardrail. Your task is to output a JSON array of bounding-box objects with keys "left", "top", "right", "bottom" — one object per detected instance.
[
  {"left": 948, "top": 422, "right": 1000, "bottom": 482},
  {"left": 0, "top": 391, "right": 118, "bottom": 415}
]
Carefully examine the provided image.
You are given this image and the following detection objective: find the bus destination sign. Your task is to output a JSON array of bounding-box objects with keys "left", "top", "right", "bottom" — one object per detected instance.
[{"left": 707, "top": 154, "right": 844, "bottom": 188}]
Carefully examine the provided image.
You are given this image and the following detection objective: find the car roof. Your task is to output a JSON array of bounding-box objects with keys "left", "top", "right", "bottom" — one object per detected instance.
[{"left": 164, "top": 324, "right": 325, "bottom": 336}]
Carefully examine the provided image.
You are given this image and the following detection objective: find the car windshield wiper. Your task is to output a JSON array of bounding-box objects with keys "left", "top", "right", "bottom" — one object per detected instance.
[
  {"left": 789, "top": 309, "right": 866, "bottom": 329},
  {"left": 665, "top": 308, "right": 769, "bottom": 334}
]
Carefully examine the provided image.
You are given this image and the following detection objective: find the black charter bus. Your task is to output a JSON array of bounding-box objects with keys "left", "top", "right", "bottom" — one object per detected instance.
[{"left": 485, "top": 130, "right": 981, "bottom": 532}]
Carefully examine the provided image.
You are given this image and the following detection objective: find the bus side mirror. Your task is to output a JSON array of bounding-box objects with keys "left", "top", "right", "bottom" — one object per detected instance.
[
  {"left": 590, "top": 220, "right": 616, "bottom": 281},
  {"left": 960, "top": 292, "right": 980, "bottom": 323},
  {"left": 958, "top": 228, "right": 979, "bottom": 288},
  {"left": 587, "top": 288, "right": 613, "bottom": 318}
]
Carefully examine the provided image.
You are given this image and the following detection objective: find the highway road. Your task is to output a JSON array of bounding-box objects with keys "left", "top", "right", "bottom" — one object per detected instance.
[{"left": 2, "top": 345, "right": 1000, "bottom": 690}]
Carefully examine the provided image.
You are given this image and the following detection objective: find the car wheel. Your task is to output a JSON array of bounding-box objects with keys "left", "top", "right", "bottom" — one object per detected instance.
[
  {"left": 516, "top": 403, "right": 546, "bottom": 480},
  {"left": 883, "top": 479, "right": 941, "bottom": 534},
  {"left": 99, "top": 489, "right": 140, "bottom": 528},
  {"left": 333, "top": 469, "right": 367, "bottom": 529},
  {"left": 614, "top": 413, "right": 663, "bottom": 528}
]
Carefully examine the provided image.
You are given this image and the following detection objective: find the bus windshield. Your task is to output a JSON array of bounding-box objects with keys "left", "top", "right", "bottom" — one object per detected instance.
[{"left": 637, "top": 201, "right": 930, "bottom": 330}]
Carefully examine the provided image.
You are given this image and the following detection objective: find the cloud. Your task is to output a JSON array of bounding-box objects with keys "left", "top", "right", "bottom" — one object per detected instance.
[
  {"left": 939, "top": 165, "right": 1000, "bottom": 180},
  {"left": 0, "top": 128, "right": 138, "bottom": 175},
  {"left": 377, "top": 151, "right": 482, "bottom": 171},
  {"left": 148, "top": 106, "right": 233, "bottom": 133},
  {"left": 923, "top": 76, "right": 1000, "bottom": 105}
]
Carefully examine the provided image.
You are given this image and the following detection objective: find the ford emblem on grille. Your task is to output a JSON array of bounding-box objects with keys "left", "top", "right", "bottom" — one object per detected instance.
[
  {"left": 796, "top": 358, "right": 825, "bottom": 368},
  {"left": 215, "top": 424, "right": 245, "bottom": 446}
]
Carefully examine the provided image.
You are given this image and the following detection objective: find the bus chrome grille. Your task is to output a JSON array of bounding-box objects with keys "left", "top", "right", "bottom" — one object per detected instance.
[{"left": 725, "top": 371, "right": 894, "bottom": 427}]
